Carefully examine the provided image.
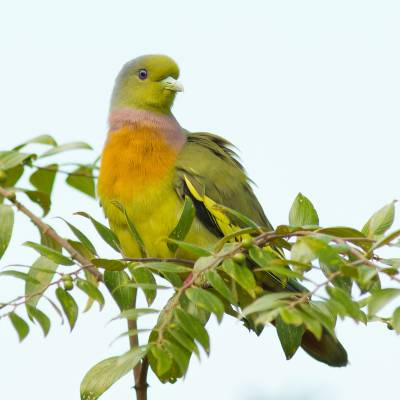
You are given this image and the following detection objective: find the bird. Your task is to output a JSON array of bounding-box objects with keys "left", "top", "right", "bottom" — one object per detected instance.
[{"left": 98, "top": 54, "right": 348, "bottom": 369}]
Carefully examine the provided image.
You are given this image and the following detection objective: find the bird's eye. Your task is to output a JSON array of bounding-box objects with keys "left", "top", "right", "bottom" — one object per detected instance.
[{"left": 138, "top": 69, "right": 148, "bottom": 80}]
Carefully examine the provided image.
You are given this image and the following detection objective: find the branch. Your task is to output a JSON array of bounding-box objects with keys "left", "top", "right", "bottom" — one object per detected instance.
[
  {"left": 123, "top": 257, "right": 194, "bottom": 266},
  {"left": 0, "top": 186, "right": 102, "bottom": 281}
]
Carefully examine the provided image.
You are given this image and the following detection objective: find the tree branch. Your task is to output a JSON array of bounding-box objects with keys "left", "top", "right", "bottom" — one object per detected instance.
[{"left": 0, "top": 186, "right": 102, "bottom": 281}]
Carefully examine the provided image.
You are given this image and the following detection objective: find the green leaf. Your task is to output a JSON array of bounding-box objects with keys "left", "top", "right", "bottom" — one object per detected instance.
[
  {"left": 26, "top": 305, "right": 51, "bottom": 336},
  {"left": 22, "top": 190, "right": 51, "bottom": 216},
  {"left": 40, "top": 142, "right": 92, "bottom": 158},
  {"left": 186, "top": 287, "right": 224, "bottom": 322},
  {"left": 9, "top": 312, "right": 30, "bottom": 341},
  {"left": 327, "top": 287, "right": 365, "bottom": 322},
  {"left": 66, "top": 166, "right": 96, "bottom": 198},
  {"left": 0, "top": 270, "right": 39, "bottom": 284},
  {"left": 0, "top": 204, "right": 14, "bottom": 260},
  {"left": 135, "top": 261, "right": 191, "bottom": 274},
  {"left": 115, "top": 308, "right": 159, "bottom": 320},
  {"left": 279, "top": 307, "right": 304, "bottom": 325},
  {"left": 55, "top": 287, "right": 78, "bottom": 330},
  {"left": 221, "top": 259, "right": 257, "bottom": 298},
  {"left": 59, "top": 218, "right": 97, "bottom": 256},
  {"left": 0, "top": 151, "right": 36, "bottom": 170},
  {"left": 213, "top": 203, "right": 261, "bottom": 229},
  {"left": 80, "top": 346, "right": 147, "bottom": 400},
  {"left": 91, "top": 258, "right": 125, "bottom": 271},
  {"left": 362, "top": 202, "right": 395, "bottom": 238},
  {"left": 104, "top": 270, "right": 135, "bottom": 311},
  {"left": 29, "top": 164, "right": 58, "bottom": 195},
  {"left": 0, "top": 165, "right": 24, "bottom": 193},
  {"left": 24, "top": 241, "right": 74, "bottom": 265},
  {"left": 167, "top": 327, "right": 200, "bottom": 358},
  {"left": 168, "top": 196, "right": 196, "bottom": 252},
  {"left": 392, "top": 307, "right": 400, "bottom": 334},
  {"left": 289, "top": 193, "right": 319, "bottom": 226},
  {"left": 242, "top": 292, "right": 293, "bottom": 316},
  {"left": 370, "top": 229, "right": 400, "bottom": 253},
  {"left": 25, "top": 256, "right": 58, "bottom": 308},
  {"left": 166, "top": 238, "right": 211, "bottom": 257},
  {"left": 276, "top": 315, "right": 305, "bottom": 359},
  {"left": 163, "top": 340, "right": 191, "bottom": 375},
  {"left": 75, "top": 212, "right": 120, "bottom": 252},
  {"left": 174, "top": 308, "right": 210, "bottom": 354},
  {"left": 291, "top": 236, "right": 328, "bottom": 266},
  {"left": 130, "top": 267, "right": 157, "bottom": 306},
  {"left": 150, "top": 345, "right": 173, "bottom": 377},
  {"left": 205, "top": 270, "right": 237, "bottom": 304},
  {"left": 367, "top": 288, "right": 400, "bottom": 316},
  {"left": 112, "top": 201, "right": 147, "bottom": 257},
  {"left": 76, "top": 279, "right": 105, "bottom": 310},
  {"left": 13, "top": 134, "right": 57, "bottom": 150}
]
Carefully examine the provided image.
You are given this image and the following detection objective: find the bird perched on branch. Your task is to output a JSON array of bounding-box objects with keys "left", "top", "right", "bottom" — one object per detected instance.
[{"left": 98, "top": 54, "right": 347, "bottom": 367}]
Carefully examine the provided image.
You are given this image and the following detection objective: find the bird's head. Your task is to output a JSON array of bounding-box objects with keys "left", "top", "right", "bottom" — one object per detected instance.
[{"left": 110, "top": 54, "right": 183, "bottom": 115}]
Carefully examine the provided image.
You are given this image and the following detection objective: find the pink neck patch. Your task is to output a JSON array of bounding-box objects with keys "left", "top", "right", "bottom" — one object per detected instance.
[{"left": 108, "top": 108, "right": 186, "bottom": 151}]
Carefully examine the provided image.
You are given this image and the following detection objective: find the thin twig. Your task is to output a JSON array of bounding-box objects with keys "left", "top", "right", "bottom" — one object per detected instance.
[
  {"left": 0, "top": 186, "right": 102, "bottom": 281},
  {"left": 122, "top": 257, "right": 194, "bottom": 267}
]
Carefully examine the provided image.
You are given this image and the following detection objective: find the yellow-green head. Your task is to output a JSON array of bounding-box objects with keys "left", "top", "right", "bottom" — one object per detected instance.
[{"left": 110, "top": 54, "right": 183, "bottom": 115}]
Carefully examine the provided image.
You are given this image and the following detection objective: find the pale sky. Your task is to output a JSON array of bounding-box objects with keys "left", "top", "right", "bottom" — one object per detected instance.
[{"left": 1, "top": 1, "right": 400, "bottom": 399}]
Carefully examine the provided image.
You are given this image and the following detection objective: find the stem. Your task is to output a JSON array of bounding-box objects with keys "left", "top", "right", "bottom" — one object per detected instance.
[
  {"left": 128, "top": 292, "right": 149, "bottom": 399},
  {"left": 0, "top": 186, "right": 102, "bottom": 281}
]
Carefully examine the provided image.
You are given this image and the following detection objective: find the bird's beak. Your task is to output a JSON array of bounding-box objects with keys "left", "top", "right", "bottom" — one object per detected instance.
[{"left": 161, "top": 76, "right": 184, "bottom": 92}]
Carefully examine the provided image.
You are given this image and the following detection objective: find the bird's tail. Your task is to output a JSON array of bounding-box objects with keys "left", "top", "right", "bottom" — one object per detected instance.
[{"left": 300, "top": 328, "right": 348, "bottom": 367}]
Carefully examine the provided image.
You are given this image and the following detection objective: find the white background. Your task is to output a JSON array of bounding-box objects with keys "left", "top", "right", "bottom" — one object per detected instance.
[{"left": 1, "top": 1, "right": 399, "bottom": 399}]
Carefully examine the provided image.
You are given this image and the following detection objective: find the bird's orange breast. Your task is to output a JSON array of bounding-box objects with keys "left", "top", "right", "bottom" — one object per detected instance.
[{"left": 98, "top": 124, "right": 179, "bottom": 203}]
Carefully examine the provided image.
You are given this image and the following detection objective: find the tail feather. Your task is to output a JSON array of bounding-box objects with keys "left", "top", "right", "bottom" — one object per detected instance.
[{"left": 301, "top": 329, "right": 348, "bottom": 367}]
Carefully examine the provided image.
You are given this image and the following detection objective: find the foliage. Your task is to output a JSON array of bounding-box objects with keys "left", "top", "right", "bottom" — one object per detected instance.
[{"left": 1, "top": 136, "right": 400, "bottom": 399}]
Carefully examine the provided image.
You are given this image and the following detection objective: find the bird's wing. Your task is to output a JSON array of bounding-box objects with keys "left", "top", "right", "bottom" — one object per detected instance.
[{"left": 174, "top": 132, "right": 273, "bottom": 237}]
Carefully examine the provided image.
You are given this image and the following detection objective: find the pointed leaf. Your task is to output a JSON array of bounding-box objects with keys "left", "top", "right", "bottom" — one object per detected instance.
[
  {"left": 29, "top": 164, "right": 58, "bottom": 195},
  {"left": 25, "top": 256, "right": 58, "bottom": 308},
  {"left": 40, "top": 142, "right": 92, "bottom": 158},
  {"left": 66, "top": 166, "right": 96, "bottom": 198},
  {"left": 26, "top": 305, "right": 51, "bottom": 336},
  {"left": 362, "top": 202, "right": 395, "bottom": 238},
  {"left": 222, "top": 259, "right": 257, "bottom": 297},
  {"left": 0, "top": 151, "right": 36, "bottom": 170},
  {"left": 104, "top": 271, "right": 135, "bottom": 311},
  {"left": 13, "top": 134, "right": 57, "bottom": 150},
  {"left": 276, "top": 315, "right": 305, "bottom": 360},
  {"left": 0, "top": 270, "right": 39, "bottom": 284},
  {"left": 135, "top": 261, "right": 191, "bottom": 274},
  {"left": 0, "top": 204, "right": 14, "bottom": 260},
  {"left": 168, "top": 196, "right": 196, "bottom": 252},
  {"left": 76, "top": 279, "right": 105, "bottom": 310},
  {"left": 206, "top": 270, "right": 236, "bottom": 304},
  {"left": 289, "top": 193, "right": 319, "bottom": 226},
  {"left": 242, "top": 292, "right": 293, "bottom": 316},
  {"left": 24, "top": 241, "right": 74, "bottom": 266},
  {"left": 112, "top": 201, "right": 147, "bottom": 257},
  {"left": 130, "top": 267, "right": 157, "bottom": 306},
  {"left": 80, "top": 346, "right": 147, "bottom": 400},
  {"left": 21, "top": 190, "right": 51, "bottom": 216},
  {"left": 186, "top": 287, "right": 224, "bottom": 322},
  {"left": 59, "top": 218, "right": 97, "bottom": 256},
  {"left": 166, "top": 238, "right": 211, "bottom": 257},
  {"left": 75, "top": 212, "right": 120, "bottom": 252},
  {"left": 9, "top": 312, "right": 30, "bottom": 341},
  {"left": 56, "top": 287, "right": 78, "bottom": 330},
  {"left": 174, "top": 308, "right": 210, "bottom": 354},
  {"left": 367, "top": 288, "right": 400, "bottom": 316}
]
